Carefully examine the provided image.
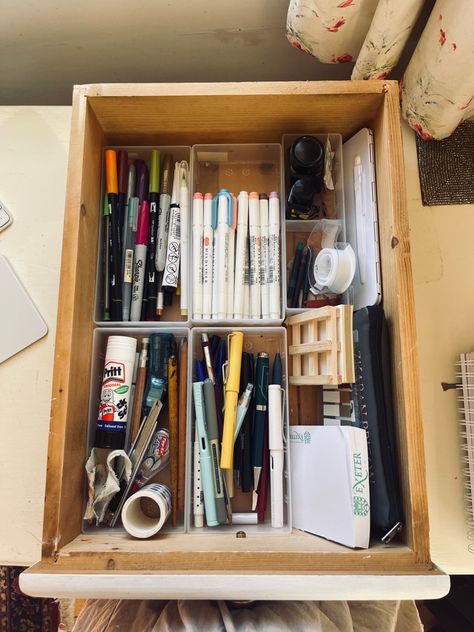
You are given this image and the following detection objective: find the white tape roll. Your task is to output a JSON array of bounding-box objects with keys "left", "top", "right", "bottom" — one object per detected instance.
[
  {"left": 313, "top": 244, "right": 356, "bottom": 295},
  {"left": 121, "top": 483, "right": 171, "bottom": 539}
]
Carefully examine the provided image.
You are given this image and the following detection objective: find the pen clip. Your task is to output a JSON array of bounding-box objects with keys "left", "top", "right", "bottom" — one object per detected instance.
[{"left": 279, "top": 385, "right": 287, "bottom": 446}]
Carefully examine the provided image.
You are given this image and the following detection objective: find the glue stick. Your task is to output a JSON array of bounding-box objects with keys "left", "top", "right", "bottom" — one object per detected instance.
[{"left": 95, "top": 335, "right": 137, "bottom": 449}]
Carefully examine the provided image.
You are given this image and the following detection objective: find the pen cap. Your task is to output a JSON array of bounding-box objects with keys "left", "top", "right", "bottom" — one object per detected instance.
[
  {"left": 105, "top": 149, "right": 118, "bottom": 194},
  {"left": 268, "top": 385, "right": 284, "bottom": 450},
  {"left": 226, "top": 332, "right": 244, "bottom": 392},
  {"left": 117, "top": 150, "right": 129, "bottom": 194},
  {"left": 136, "top": 200, "right": 150, "bottom": 244},
  {"left": 160, "top": 155, "right": 172, "bottom": 195},
  {"left": 149, "top": 149, "right": 161, "bottom": 193},
  {"left": 135, "top": 160, "right": 149, "bottom": 203},
  {"left": 127, "top": 164, "right": 136, "bottom": 201}
]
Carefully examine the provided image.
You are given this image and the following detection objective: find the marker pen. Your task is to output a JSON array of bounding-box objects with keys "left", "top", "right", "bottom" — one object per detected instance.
[
  {"left": 145, "top": 149, "right": 160, "bottom": 320},
  {"left": 105, "top": 149, "right": 122, "bottom": 320},
  {"left": 259, "top": 193, "right": 270, "bottom": 319},
  {"left": 130, "top": 200, "right": 149, "bottom": 321},
  {"left": 192, "top": 193, "right": 204, "bottom": 319},
  {"left": 268, "top": 192, "right": 281, "bottom": 319},
  {"left": 248, "top": 192, "right": 261, "bottom": 319},
  {"left": 234, "top": 191, "right": 248, "bottom": 319}
]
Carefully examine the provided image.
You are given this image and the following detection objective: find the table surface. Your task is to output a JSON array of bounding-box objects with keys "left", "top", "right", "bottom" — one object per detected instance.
[{"left": 0, "top": 106, "right": 472, "bottom": 574}]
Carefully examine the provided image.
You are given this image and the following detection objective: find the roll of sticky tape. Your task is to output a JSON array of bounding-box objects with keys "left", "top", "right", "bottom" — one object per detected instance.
[
  {"left": 313, "top": 245, "right": 355, "bottom": 295},
  {"left": 121, "top": 483, "right": 171, "bottom": 538}
]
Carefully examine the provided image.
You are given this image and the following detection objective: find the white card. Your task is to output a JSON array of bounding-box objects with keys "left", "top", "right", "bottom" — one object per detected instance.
[{"left": 290, "top": 425, "right": 370, "bottom": 548}]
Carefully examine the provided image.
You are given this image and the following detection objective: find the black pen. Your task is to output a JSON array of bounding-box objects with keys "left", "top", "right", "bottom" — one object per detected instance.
[
  {"left": 105, "top": 149, "right": 122, "bottom": 320},
  {"left": 146, "top": 150, "right": 160, "bottom": 320},
  {"left": 117, "top": 149, "right": 128, "bottom": 255}
]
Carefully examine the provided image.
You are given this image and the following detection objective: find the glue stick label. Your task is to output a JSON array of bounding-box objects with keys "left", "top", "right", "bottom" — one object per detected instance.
[{"left": 97, "top": 360, "right": 130, "bottom": 432}]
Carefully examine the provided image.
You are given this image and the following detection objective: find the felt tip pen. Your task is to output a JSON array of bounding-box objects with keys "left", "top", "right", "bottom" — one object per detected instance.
[
  {"left": 180, "top": 162, "right": 190, "bottom": 316},
  {"left": 202, "top": 193, "right": 214, "bottom": 319},
  {"left": 248, "top": 192, "right": 261, "bottom": 319},
  {"left": 105, "top": 149, "right": 122, "bottom": 320},
  {"left": 122, "top": 164, "right": 136, "bottom": 270},
  {"left": 259, "top": 193, "right": 270, "bottom": 319},
  {"left": 122, "top": 196, "right": 138, "bottom": 321},
  {"left": 162, "top": 162, "right": 181, "bottom": 293},
  {"left": 145, "top": 149, "right": 160, "bottom": 320},
  {"left": 268, "top": 192, "right": 281, "bottom": 319},
  {"left": 192, "top": 193, "right": 204, "bottom": 319},
  {"left": 233, "top": 191, "right": 249, "bottom": 319},
  {"left": 102, "top": 193, "right": 110, "bottom": 320},
  {"left": 117, "top": 150, "right": 128, "bottom": 245},
  {"left": 130, "top": 200, "right": 149, "bottom": 321},
  {"left": 156, "top": 155, "right": 172, "bottom": 316}
]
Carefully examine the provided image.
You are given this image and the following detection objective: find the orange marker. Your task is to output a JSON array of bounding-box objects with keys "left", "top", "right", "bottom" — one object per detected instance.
[{"left": 104, "top": 149, "right": 122, "bottom": 320}]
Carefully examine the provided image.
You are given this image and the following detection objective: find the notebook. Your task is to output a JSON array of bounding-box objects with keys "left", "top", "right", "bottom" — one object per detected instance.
[
  {"left": 458, "top": 353, "right": 474, "bottom": 525},
  {"left": 290, "top": 425, "right": 370, "bottom": 549},
  {"left": 343, "top": 128, "right": 382, "bottom": 309},
  {"left": 0, "top": 254, "right": 48, "bottom": 363}
]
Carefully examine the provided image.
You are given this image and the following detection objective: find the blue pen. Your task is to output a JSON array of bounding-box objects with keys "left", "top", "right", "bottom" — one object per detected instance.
[{"left": 193, "top": 381, "right": 219, "bottom": 526}]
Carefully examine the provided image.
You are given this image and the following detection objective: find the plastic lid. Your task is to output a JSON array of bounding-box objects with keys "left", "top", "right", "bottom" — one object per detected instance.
[{"left": 106, "top": 335, "right": 137, "bottom": 363}]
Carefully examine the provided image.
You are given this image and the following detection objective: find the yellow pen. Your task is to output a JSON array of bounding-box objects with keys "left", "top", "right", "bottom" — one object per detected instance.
[{"left": 220, "top": 331, "right": 244, "bottom": 469}]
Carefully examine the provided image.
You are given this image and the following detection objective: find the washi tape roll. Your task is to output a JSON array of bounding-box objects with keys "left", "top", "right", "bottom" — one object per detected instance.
[
  {"left": 121, "top": 482, "right": 171, "bottom": 538},
  {"left": 313, "top": 244, "right": 356, "bottom": 295}
]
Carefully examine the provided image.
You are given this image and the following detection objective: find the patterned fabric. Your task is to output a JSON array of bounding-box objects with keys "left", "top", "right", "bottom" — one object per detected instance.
[
  {"left": 401, "top": 0, "right": 474, "bottom": 140},
  {"left": 352, "top": 0, "right": 425, "bottom": 80},
  {"left": 287, "top": 0, "right": 474, "bottom": 139},
  {"left": 0, "top": 566, "right": 59, "bottom": 632}
]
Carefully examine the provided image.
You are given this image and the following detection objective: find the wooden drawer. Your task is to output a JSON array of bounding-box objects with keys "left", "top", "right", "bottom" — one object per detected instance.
[{"left": 21, "top": 82, "right": 449, "bottom": 600}]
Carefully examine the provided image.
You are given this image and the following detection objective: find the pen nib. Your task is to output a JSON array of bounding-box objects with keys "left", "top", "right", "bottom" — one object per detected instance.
[{"left": 252, "top": 490, "right": 258, "bottom": 512}]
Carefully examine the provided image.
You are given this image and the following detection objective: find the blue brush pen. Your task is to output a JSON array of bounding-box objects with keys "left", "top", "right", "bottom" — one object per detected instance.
[{"left": 193, "top": 382, "right": 219, "bottom": 526}]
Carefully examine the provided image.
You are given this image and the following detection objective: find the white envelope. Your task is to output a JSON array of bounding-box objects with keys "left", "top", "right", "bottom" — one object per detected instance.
[{"left": 290, "top": 425, "right": 370, "bottom": 549}]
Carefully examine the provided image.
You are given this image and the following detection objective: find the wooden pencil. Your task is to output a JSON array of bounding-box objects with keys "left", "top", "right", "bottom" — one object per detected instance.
[
  {"left": 128, "top": 338, "right": 149, "bottom": 444},
  {"left": 178, "top": 338, "right": 188, "bottom": 514},
  {"left": 168, "top": 342, "right": 179, "bottom": 526}
]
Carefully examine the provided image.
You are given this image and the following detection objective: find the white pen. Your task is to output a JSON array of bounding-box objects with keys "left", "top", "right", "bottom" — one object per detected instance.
[
  {"left": 234, "top": 383, "right": 253, "bottom": 442},
  {"left": 268, "top": 384, "right": 284, "bottom": 528},
  {"left": 248, "top": 191, "right": 261, "bottom": 319},
  {"left": 162, "top": 162, "right": 182, "bottom": 294},
  {"left": 268, "top": 191, "right": 281, "bottom": 319},
  {"left": 259, "top": 193, "right": 270, "bottom": 319},
  {"left": 192, "top": 193, "right": 204, "bottom": 319},
  {"left": 179, "top": 161, "right": 190, "bottom": 316},
  {"left": 202, "top": 193, "right": 214, "bottom": 319},
  {"left": 193, "top": 426, "right": 204, "bottom": 528},
  {"left": 214, "top": 189, "right": 232, "bottom": 320},
  {"left": 227, "top": 194, "right": 236, "bottom": 320},
  {"left": 155, "top": 155, "right": 172, "bottom": 316},
  {"left": 353, "top": 156, "right": 366, "bottom": 284},
  {"left": 234, "top": 191, "right": 249, "bottom": 319}
]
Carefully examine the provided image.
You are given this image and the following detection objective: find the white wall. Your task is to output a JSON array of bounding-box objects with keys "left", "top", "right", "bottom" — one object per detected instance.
[{"left": 0, "top": 0, "right": 353, "bottom": 104}]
